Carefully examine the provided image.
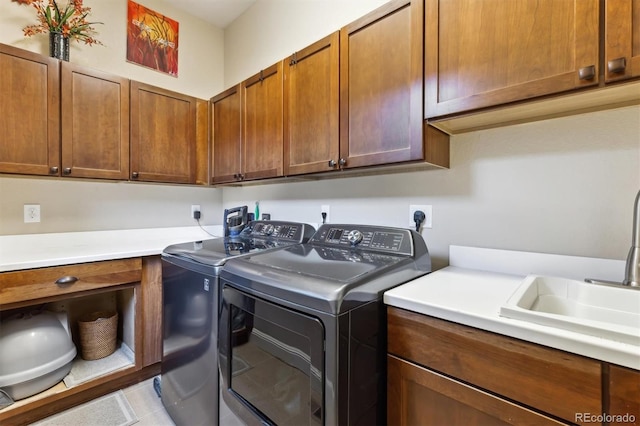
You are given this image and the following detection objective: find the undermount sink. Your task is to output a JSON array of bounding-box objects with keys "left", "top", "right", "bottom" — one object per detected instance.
[{"left": 500, "top": 275, "right": 640, "bottom": 346}]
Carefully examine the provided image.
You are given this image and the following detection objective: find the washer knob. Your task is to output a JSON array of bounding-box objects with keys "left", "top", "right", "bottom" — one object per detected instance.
[
  {"left": 347, "top": 230, "right": 363, "bottom": 245},
  {"left": 262, "top": 224, "right": 275, "bottom": 235}
]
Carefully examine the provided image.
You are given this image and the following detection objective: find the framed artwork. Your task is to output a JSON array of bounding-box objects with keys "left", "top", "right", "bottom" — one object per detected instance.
[{"left": 127, "top": 0, "right": 179, "bottom": 76}]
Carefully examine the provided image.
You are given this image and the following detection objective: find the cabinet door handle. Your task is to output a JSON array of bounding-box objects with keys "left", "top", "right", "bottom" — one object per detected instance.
[
  {"left": 338, "top": 158, "right": 347, "bottom": 167},
  {"left": 49, "top": 166, "right": 59, "bottom": 174},
  {"left": 607, "top": 57, "right": 627, "bottom": 74},
  {"left": 55, "top": 276, "right": 78, "bottom": 286},
  {"left": 132, "top": 172, "right": 139, "bottom": 179},
  {"left": 63, "top": 167, "right": 72, "bottom": 175},
  {"left": 578, "top": 65, "right": 596, "bottom": 80},
  {"left": 328, "top": 159, "right": 336, "bottom": 167}
]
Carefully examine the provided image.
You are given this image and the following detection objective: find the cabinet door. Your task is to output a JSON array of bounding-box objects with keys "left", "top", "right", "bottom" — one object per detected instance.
[
  {"left": 242, "top": 62, "right": 284, "bottom": 180},
  {"left": 0, "top": 44, "right": 60, "bottom": 176},
  {"left": 605, "top": 0, "right": 640, "bottom": 82},
  {"left": 425, "top": 0, "right": 600, "bottom": 118},
  {"left": 61, "top": 62, "right": 129, "bottom": 180},
  {"left": 211, "top": 85, "right": 242, "bottom": 184},
  {"left": 388, "top": 307, "right": 602, "bottom": 424},
  {"left": 340, "top": 0, "right": 424, "bottom": 169},
  {"left": 388, "top": 355, "right": 566, "bottom": 426},
  {"left": 608, "top": 365, "right": 640, "bottom": 425},
  {"left": 284, "top": 32, "right": 340, "bottom": 176},
  {"left": 130, "top": 81, "right": 196, "bottom": 184},
  {"left": 195, "top": 99, "right": 210, "bottom": 185}
]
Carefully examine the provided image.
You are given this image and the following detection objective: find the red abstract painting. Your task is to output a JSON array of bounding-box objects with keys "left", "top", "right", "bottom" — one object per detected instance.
[{"left": 127, "top": 1, "right": 179, "bottom": 76}]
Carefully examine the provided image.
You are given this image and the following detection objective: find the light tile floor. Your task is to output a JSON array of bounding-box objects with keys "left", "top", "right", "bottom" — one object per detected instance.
[
  {"left": 35, "top": 376, "right": 248, "bottom": 425},
  {"left": 121, "top": 377, "right": 175, "bottom": 426}
]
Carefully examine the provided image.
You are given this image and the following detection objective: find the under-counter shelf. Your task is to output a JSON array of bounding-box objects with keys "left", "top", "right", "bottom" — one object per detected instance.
[
  {"left": 0, "top": 256, "right": 162, "bottom": 425},
  {"left": 0, "top": 287, "right": 136, "bottom": 420}
]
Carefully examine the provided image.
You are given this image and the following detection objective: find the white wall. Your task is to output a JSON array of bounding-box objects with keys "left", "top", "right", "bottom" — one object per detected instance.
[
  {"left": 0, "top": 0, "right": 224, "bottom": 235},
  {"left": 0, "top": 0, "right": 224, "bottom": 98},
  {"left": 222, "top": 1, "right": 640, "bottom": 269},
  {"left": 223, "top": 0, "right": 388, "bottom": 87},
  {"left": 0, "top": 177, "right": 222, "bottom": 234}
]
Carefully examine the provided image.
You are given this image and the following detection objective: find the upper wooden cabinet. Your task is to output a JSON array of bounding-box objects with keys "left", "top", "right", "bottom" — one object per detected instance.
[
  {"left": 211, "top": 85, "right": 242, "bottom": 184},
  {"left": 61, "top": 62, "right": 130, "bottom": 180},
  {"left": 195, "top": 99, "right": 210, "bottom": 185},
  {"left": 211, "top": 62, "right": 284, "bottom": 184},
  {"left": 605, "top": 0, "right": 640, "bottom": 83},
  {"left": 340, "top": 0, "right": 426, "bottom": 168},
  {"left": 0, "top": 45, "right": 131, "bottom": 180},
  {"left": 242, "top": 61, "right": 284, "bottom": 181},
  {"left": 425, "top": 0, "right": 601, "bottom": 118},
  {"left": 210, "top": 0, "right": 449, "bottom": 183},
  {"left": 130, "top": 81, "right": 197, "bottom": 184},
  {"left": 284, "top": 32, "right": 340, "bottom": 176},
  {"left": 0, "top": 44, "right": 60, "bottom": 176}
]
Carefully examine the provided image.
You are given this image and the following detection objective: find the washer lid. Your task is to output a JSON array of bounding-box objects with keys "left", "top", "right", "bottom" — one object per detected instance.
[
  {"left": 163, "top": 236, "right": 284, "bottom": 267},
  {"left": 162, "top": 221, "right": 316, "bottom": 267}
]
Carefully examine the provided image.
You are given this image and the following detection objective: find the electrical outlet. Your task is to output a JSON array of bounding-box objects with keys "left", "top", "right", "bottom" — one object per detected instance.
[
  {"left": 24, "top": 204, "right": 41, "bottom": 223},
  {"left": 321, "top": 204, "right": 330, "bottom": 224},
  {"left": 191, "top": 204, "right": 201, "bottom": 219},
  {"left": 409, "top": 204, "right": 432, "bottom": 229}
]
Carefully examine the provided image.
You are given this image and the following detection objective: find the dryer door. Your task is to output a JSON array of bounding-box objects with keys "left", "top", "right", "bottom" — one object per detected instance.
[{"left": 219, "top": 283, "right": 324, "bottom": 426}]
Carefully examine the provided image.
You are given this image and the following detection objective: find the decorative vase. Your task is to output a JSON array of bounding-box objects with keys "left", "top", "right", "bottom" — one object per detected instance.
[{"left": 49, "top": 31, "right": 69, "bottom": 61}]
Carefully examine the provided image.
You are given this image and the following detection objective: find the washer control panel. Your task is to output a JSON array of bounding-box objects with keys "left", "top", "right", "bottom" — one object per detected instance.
[
  {"left": 247, "top": 221, "right": 315, "bottom": 242},
  {"left": 311, "top": 224, "right": 414, "bottom": 255}
]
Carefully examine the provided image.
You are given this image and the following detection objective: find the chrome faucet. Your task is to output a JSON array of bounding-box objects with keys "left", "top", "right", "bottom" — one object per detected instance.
[
  {"left": 623, "top": 189, "right": 640, "bottom": 287},
  {"left": 586, "top": 189, "right": 640, "bottom": 289}
]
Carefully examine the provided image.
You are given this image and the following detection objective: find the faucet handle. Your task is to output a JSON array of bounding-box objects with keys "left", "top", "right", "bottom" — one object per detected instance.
[{"left": 623, "top": 190, "right": 640, "bottom": 287}]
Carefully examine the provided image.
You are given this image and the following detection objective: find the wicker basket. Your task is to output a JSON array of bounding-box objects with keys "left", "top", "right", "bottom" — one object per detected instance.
[{"left": 78, "top": 311, "right": 118, "bottom": 360}]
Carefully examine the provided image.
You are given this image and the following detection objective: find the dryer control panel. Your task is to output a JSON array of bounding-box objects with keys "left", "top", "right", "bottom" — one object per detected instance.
[{"left": 310, "top": 224, "right": 415, "bottom": 255}]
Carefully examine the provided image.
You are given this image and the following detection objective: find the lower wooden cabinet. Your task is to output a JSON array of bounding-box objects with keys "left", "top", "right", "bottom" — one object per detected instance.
[
  {"left": 387, "top": 307, "right": 631, "bottom": 426},
  {"left": 388, "top": 355, "right": 564, "bottom": 425},
  {"left": 139, "top": 256, "right": 163, "bottom": 366},
  {"left": 0, "top": 256, "right": 163, "bottom": 425},
  {"left": 0, "top": 258, "right": 141, "bottom": 308},
  {"left": 608, "top": 365, "right": 640, "bottom": 426}
]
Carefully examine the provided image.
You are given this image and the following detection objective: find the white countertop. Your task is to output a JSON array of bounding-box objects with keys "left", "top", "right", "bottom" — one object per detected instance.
[
  {"left": 384, "top": 245, "right": 640, "bottom": 370},
  {"left": 0, "top": 226, "right": 223, "bottom": 272}
]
